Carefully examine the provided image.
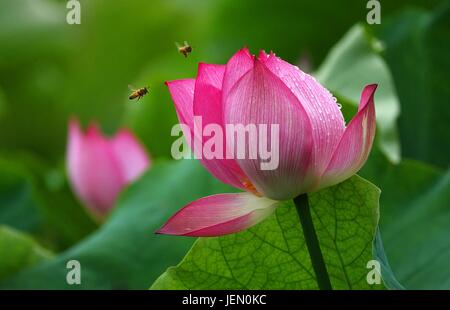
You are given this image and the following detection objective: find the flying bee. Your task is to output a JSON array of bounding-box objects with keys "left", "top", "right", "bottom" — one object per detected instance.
[
  {"left": 128, "top": 85, "right": 149, "bottom": 101},
  {"left": 175, "top": 41, "right": 192, "bottom": 58}
]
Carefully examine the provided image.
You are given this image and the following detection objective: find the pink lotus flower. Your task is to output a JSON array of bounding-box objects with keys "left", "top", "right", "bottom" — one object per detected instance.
[
  {"left": 67, "top": 119, "right": 150, "bottom": 219},
  {"left": 158, "top": 48, "right": 376, "bottom": 237}
]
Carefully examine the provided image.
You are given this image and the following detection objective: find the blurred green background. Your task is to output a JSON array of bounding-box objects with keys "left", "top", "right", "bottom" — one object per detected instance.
[{"left": 0, "top": 0, "right": 448, "bottom": 289}]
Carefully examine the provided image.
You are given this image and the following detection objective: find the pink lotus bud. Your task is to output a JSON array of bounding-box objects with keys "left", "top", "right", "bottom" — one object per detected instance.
[
  {"left": 159, "top": 48, "right": 377, "bottom": 236},
  {"left": 67, "top": 118, "right": 150, "bottom": 219}
]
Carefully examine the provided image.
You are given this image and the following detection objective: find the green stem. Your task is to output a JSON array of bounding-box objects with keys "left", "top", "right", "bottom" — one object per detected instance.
[{"left": 294, "top": 194, "right": 332, "bottom": 290}]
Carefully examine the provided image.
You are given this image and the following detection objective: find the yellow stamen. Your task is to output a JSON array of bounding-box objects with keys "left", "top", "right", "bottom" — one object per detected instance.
[{"left": 242, "top": 179, "right": 261, "bottom": 196}]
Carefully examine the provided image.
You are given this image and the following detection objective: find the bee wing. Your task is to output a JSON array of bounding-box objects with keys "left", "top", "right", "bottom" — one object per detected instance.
[
  {"left": 174, "top": 42, "right": 181, "bottom": 49},
  {"left": 128, "top": 84, "right": 135, "bottom": 91},
  {"left": 183, "top": 41, "right": 189, "bottom": 46}
]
